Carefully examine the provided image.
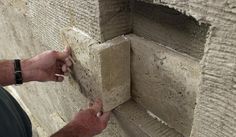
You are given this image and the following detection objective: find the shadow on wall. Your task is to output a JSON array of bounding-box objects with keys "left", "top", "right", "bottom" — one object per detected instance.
[
  {"left": 128, "top": 1, "right": 211, "bottom": 136},
  {"left": 132, "top": 0, "right": 210, "bottom": 60}
]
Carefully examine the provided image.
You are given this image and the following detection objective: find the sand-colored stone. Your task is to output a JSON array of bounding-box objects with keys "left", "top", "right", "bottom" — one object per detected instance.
[
  {"left": 132, "top": 1, "right": 209, "bottom": 60},
  {"left": 62, "top": 28, "right": 131, "bottom": 111},
  {"left": 1, "top": 0, "right": 236, "bottom": 137},
  {"left": 137, "top": 0, "right": 236, "bottom": 137},
  {"left": 114, "top": 100, "right": 184, "bottom": 137},
  {"left": 128, "top": 34, "right": 200, "bottom": 136}
]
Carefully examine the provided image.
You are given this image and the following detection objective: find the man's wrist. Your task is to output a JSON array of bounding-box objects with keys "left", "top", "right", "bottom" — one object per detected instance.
[{"left": 21, "top": 59, "right": 34, "bottom": 83}]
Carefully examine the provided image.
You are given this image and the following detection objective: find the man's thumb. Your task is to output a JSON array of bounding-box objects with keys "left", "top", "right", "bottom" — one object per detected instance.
[{"left": 56, "top": 46, "right": 71, "bottom": 60}]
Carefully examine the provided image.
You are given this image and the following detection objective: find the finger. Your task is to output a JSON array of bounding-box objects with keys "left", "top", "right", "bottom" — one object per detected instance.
[
  {"left": 64, "top": 46, "right": 71, "bottom": 54},
  {"left": 56, "top": 47, "right": 71, "bottom": 60},
  {"left": 99, "top": 112, "right": 111, "bottom": 129},
  {"left": 55, "top": 68, "right": 64, "bottom": 75},
  {"left": 56, "top": 61, "right": 64, "bottom": 68},
  {"left": 90, "top": 99, "right": 103, "bottom": 113},
  {"left": 97, "top": 111, "right": 103, "bottom": 117},
  {"left": 62, "top": 64, "right": 68, "bottom": 73},
  {"left": 56, "top": 51, "right": 69, "bottom": 61},
  {"left": 57, "top": 76, "right": 64, "bottom": 82},
  {"left": 54, "top": 74, "right": 64, "bottom": 82},
  {"left": 65, "top": 58, "right": 72, "bottom": 67}
]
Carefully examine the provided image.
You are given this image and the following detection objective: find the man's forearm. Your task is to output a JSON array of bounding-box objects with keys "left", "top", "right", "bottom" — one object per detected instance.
[{"left": 0, "top": 59, "right": 33, "bottom": 86}]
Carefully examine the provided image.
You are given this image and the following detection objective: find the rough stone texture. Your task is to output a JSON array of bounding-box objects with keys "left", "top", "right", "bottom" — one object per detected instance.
[
  {"left": 113, "top": 100, "right": 184, "bottom": 137},
  {"left": 0, "top": 1, "right": 179, "bottom": 137},
  {"left": 132, "top": 1, "right": 209, "bottom": 60},
  {"left": 1, "top": 0, "right": 236, "bottom": 137},
  {"left": 0, "top": 2, "right": 130, "bottom": 137},
  {"left": 62, "top": 28, "right": 131, "bottom": 111},
  {"left": 137, "top": 0, "right": 236, "bottom": 137},
  {"left": 99, "top": 0, "right": 132, "bottom": 41},
  {"left": 128, "top": 34, "right": 200, "bottom": 136},
  {"left": 27, "top": 0, "right": 131, "bottom": 51}
]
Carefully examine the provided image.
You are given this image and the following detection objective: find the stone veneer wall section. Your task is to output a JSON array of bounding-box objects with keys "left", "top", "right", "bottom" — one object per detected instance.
[
  {"left": 0, "top": 0, "right": 236, "bottom": 137},
  {"left": 138, "top": 0, "right": 236, "bottom": 137}
]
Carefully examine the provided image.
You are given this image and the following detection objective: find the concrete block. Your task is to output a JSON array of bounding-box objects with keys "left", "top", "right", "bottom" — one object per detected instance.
[
  {"left": 62, "top": 28, "right": 131, "bottom": 111},
  {"left": 127, "top": 34, "right": 200, "bottom": 136}
]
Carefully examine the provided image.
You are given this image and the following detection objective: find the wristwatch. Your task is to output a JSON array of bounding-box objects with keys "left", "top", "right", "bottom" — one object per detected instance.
[{"left": 14, "top": 59, "right": 23, "bottom": 85}]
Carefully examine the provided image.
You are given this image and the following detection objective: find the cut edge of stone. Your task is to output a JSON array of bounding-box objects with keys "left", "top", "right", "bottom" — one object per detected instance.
[{"left": 92, "top": 36, "right": 131, "bottom": 111}]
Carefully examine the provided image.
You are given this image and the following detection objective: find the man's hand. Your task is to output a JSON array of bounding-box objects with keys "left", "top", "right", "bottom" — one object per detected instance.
[
  {"left": 22, "top": 47, "right": 72, "bottom": 82},
  {"left": 51, "top": 99, "right": 111, "bottom": 137}
]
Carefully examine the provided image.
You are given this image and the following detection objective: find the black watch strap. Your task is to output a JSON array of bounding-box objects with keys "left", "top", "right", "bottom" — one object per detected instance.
[{"left": 14, "top": 59, "right": 23, "bottom": 85}]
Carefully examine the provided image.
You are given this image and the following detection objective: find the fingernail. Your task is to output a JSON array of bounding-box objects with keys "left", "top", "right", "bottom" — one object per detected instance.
[
  {"left": 62, "top": 65, "right": 67, "bottom": 72},
  {"left": 97, "top": 111, "right": 103, "bottom": 117},
  {"left": 65, "top": 58, "right": 72, "bottom": 66}
]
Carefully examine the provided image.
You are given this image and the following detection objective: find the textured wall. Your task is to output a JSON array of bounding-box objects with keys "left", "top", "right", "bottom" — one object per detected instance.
[
  {"left": 128, "top": 34, "right": 200, "bottom": 136},
  {"left": 138, "top": 0, "right": 236, "bottom": 137},
  {"left": 1, "top": 0, "right": 236, "bottom": 137},
  {"left": 133, "top": 1, "right": 209, "bottom": 60},
  {"left": 62, "top": 28, "right": 131, "bottom": 111},
  {"left": 0, "top": 1, "right": 180, "bottom": 136},
  {"left": 27, "top": 0, "right": 131, "bottom": 50},
  {"left": 0, "top": 1, "right": 130, "bottom": 136}
]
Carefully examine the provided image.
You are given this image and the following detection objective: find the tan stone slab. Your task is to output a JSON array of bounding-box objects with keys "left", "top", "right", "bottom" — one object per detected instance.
[
  {"left": 127, "top": 34, "right": 200, "bottom": 136},
  {"left": 62, "top": 28, "right": 131, "bottom": 111}
]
